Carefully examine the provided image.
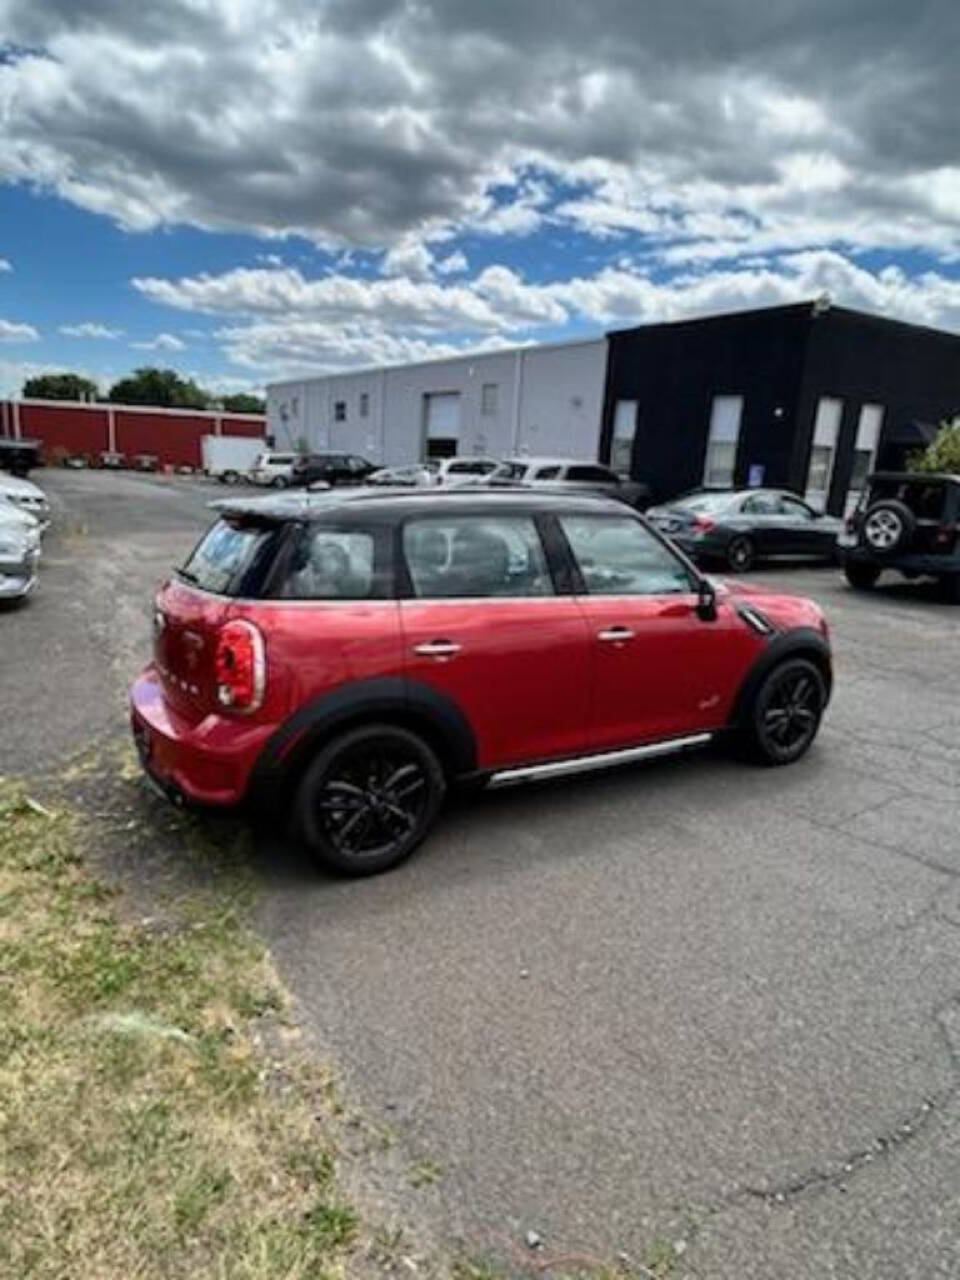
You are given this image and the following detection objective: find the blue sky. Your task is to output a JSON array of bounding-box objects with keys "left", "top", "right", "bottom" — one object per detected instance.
[{"left": 2, "top": 1, "right": 960, "bottom": 397}]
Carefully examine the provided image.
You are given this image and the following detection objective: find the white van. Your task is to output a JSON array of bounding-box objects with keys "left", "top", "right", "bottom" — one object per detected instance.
[{"left": 249, "top": 451, "right": 298, "bottom": 488}]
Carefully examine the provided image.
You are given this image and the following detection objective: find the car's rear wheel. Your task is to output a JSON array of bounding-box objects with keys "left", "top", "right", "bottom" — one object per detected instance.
[
  {"left": 295, "top": 724, "right": 445, "bottom": 875},
  {"left": 844, "top": 561, "right": 881, "bottom": 591},
  {"left": 726, "top": 534, "right": 755, "bottom": 572},
  {"left": 271, "top": 475, "right": 288, "bottom": 489},
  {"left": 742, "top": 658, "right": 826, "bottom": 766}
]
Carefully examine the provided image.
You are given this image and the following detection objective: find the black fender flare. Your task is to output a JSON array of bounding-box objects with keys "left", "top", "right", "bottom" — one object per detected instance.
[
  {"left": 727, "top": 628, "right": 833, "bottom": 730},
  {"left": 246, "top": 677, "right": 477, "bottom": 808}
]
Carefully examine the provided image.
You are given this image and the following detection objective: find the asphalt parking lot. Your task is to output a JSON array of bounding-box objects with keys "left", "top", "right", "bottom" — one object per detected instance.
[{"left": 4, "top": 467, "right": 960, "bottom": 1278}]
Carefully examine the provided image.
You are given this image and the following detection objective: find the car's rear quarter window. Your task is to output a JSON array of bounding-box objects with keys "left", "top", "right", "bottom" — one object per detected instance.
[{"left": 270, "top": 523, "right": 392, "bottom": 599}]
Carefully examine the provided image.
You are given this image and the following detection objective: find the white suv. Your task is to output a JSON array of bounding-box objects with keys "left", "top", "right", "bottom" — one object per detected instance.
[
  {"left": 434, "top": 456, "right": 499, "bottom": 484},
  {"left": 249, "top": 451, "right": 298, "bottom": 488},
  {"left": 0, "top": 473, "right": 51, "bottom": 530}
]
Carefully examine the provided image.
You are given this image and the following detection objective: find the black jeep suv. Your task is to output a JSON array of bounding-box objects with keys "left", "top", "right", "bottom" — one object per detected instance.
[{"left": 838, "top": 472, "right": 960, "bottom": 601}]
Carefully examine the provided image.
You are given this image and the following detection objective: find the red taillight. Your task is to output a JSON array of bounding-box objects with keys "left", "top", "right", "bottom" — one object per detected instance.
[
  {"left": 691, "top": 515, "right": 715, "bottom": 533},
  {"left": 215, "top": 620, "right": 265, "bottom": 712}
]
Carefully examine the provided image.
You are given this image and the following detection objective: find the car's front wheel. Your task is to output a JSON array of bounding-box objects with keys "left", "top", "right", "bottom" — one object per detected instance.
[
  {"left": 844, "top": 561, "right": 881, "bottom": 591},
  {"left": 742, "top": 658, "right": 826, "bottom": 766},
  {"left": 295, "top": 724, "right": 446, "bottom": 875}
]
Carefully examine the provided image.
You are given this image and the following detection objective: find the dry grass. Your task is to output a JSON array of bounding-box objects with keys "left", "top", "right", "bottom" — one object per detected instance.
[{"left": 0, "top": 780, "right": 357, "bottom": 1280}]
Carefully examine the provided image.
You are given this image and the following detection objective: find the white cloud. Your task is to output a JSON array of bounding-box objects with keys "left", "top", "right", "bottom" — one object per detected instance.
[
  {"left": 0, "top": 259, "right": 11, "bottom": 273},
  {"left": 132, "top": 248, "right": 960, "bottom": 383},
  {"left": 131, "top": 331, "right": 186, "bottom": 351},
  {"left": 436, "top": 249, "right": 468, "bottom": 275},
  {"left": 59, "top": 321, "right": 124, "bottom": 338},
  {"left": 0, "top": 318, "right": 39, "bottom": 342},
  {"left": 0, "top": 356, "right": 98, "bottom": 397},
  {"left": 1, "top": 0, "right": 959, "bottom": 272}
]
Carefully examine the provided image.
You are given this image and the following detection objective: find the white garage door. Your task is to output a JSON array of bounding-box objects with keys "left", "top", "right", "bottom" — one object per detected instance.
[{"left": 424, "top": 392, "right": 461, "bottom": 440}]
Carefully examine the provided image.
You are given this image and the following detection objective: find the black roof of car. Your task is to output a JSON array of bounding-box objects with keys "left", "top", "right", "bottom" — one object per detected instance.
[{"left": 210, "top": 484, "right": 626, "bottom": 523}]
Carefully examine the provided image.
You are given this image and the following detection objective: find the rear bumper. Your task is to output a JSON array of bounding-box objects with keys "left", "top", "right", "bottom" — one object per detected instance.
[{"left": 129, "top": 665, "right": 276, "bottom": 808}]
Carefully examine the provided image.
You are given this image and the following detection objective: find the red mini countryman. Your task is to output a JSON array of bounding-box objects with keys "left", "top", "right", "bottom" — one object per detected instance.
[{"left": 131, "top": 488, "right": 832, "bottom": 875}]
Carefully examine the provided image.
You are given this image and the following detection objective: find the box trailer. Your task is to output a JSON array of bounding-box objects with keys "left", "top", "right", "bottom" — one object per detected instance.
[{"left": 201, "top": 434, "right": 265, "bottom": 483}]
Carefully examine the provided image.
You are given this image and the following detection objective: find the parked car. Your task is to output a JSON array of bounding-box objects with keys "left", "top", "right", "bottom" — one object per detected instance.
[
  {"left": 0, "top": 497, "right": 41, "bottom": 602},
  {"left": 435, "top": 456, "right": 498, "bottom": 484},
  {"left": 249, "top": 451, "right": 299, "bottom": 488},
  {"left": 289, "top": 452, "right": 376, "bottom": 487},
  {"left": 647, "top": 489, "right": 842, "bottom": 571},
  {"left": 131, "top": 488, "right": 832, "bottom": 876},
  {"left": 0, "top": 472, "right": 51, "bottom": 531},
  {"left": 486, "top": 457, "right": 651, "bottom": 509},
  {"left": 0, "top": 437, "right": 41, "bottom": 477},
  {"left": 98, "top": 451, "right": 127, "bottom": 469},
  {"left": 367, "top": 464, "right": 436, "bottom": 487},
  {"left": 837, "top": 471, "right": 960, "bottom": 600}
]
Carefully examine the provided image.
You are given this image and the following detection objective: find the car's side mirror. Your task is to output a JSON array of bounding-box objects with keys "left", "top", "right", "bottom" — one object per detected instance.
[{"left": 696, "top": 577, "right": 717, "bottom": 622}]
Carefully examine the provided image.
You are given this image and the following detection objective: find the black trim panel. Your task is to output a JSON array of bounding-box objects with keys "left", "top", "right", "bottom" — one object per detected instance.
[
  {"left": 246, "top": 676, "right": 477, "bottom": 807},
  {"left": 727, "top": 627, "right": 833, "bottom": 729}
]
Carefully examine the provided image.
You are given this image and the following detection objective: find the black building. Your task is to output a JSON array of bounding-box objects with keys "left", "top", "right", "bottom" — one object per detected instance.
[{"left": 600, "top": 301, "right": 960, "bottom": 515}]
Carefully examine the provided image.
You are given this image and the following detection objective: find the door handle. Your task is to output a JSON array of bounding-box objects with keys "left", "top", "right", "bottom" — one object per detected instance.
[
  {"left": 413, "top": 639, "right": 462, "bottom": 658},
  {"left": 597, "top": 626, "right": 635, "bottom": 642}
]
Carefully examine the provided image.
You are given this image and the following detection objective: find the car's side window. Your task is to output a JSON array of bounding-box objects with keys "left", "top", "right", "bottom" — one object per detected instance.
[
  {"left": 560, "top": 515, "right": 693, "bottom": 596},
  {"left": 567, "top": 465, "right": 616, "bottom": 483},
  {"left": 534, "top": 465, "right": 562, "bottom": 480},
  {"left": 278, "top": 528, "right": 380, "bottom": 599},
  {"left": 403, "top": 516, "right": 553, "bottom": 598},
  {"left": 778, "top": 495, "right": 814, "bottom": 520},
  {"left": 743, "top": 494, "right": 777, "bottom": 515}
]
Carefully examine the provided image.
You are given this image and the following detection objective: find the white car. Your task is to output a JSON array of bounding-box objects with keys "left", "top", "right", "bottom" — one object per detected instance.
[
  {"left": 249, "top": 451, "right": 299, "bottom": 488},
  {"left": 434, "top": 456, "right": 499, "bottom": 484},
  {"left": 0, "top": 472, "right": 51, "bottom": 530},
  {"left": 0, "top": 497, "right": 41, "bottom": 601}
]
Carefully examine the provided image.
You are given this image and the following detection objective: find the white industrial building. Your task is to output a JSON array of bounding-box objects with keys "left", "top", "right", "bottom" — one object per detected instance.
[{"left": 265, "top": 336, "right": 608, "bottom": 465}]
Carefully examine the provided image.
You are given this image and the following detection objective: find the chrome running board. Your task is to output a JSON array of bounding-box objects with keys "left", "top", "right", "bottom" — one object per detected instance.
[{"left": 488, "top": 732, "right": 714, "bottom": 789}]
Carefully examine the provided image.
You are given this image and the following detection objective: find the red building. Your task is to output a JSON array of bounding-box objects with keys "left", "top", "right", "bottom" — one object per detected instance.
[{"left": 0, "top": 399, "right": 265, "bottom": 469}]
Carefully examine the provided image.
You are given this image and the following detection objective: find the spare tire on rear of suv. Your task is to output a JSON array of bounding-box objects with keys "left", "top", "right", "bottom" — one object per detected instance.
[{"left": 860, "top": 499, "right": 916, "bottom": 556}]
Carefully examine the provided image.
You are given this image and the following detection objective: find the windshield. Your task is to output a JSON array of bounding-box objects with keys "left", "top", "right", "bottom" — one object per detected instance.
[
  {"left": 179, "top": 518, "right": 275, "bottom": 595},
  {"left": 491, "top": 461, "right": 528, "bottom": 481}
]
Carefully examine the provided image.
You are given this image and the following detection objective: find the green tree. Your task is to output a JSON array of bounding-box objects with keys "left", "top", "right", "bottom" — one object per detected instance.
[
  {"left": 107, "top": 367, "right": 211, "bottom": 409},
  {"left": 221, "top": 392, "right": 266, "bottom": 414},
  {"left": 22, "top": 372, "right": 100, "bottom": 401},
  {"left": 911, "top": 417, "right": 960, "bottom": 474}
]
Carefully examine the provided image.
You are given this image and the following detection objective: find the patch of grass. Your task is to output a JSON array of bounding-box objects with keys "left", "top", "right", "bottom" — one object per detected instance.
[
  {"left": 0, "top": 779, "right": 359, "bottom": 1279},
  {"left": 410, "top": 1158, "right": 443, "bottom": 1188}
]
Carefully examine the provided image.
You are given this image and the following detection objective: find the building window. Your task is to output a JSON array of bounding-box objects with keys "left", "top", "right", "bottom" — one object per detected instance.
[
  {"left": 481, "top": 383, "right": 499, "bottom": 416},
  {"left": 359, "top": 392, "right": 369, "bottom": 419},
  {"left": 806, "top": 396, "right": 843, "bottom": 508},
  {"left": 703, "top": 395, "right": 743, "bottom": 488},
  {"left": 334, "top": 400, "right": 346, "bottom": 423},
  {"left": 849, "top": 403, "right": 884, "bottom": 495},
  {"left": 611, "top": 399, "right": 637, "bottom": 474}
]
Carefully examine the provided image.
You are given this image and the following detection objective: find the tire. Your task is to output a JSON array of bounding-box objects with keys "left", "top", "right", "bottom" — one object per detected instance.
[
  {"left": 295, "top": 724, "right": 445, "bottom": 875},
  {"left": 844, "top": 561, "right": 881, "bottom": 591},
  {"left": 741, "top": 658, "right": 827, "bottom": 766},
  {"left": 860, "top": 499, "right": 915, "bottom": 556},
  {"left": 271, "top": 475, "right": 288, "bottom": 489},
  {"left": 223, "top": 470, "right": 239, "bottom": 486},
  {"left": 726, "top": 534, "right": 755, "bottom": 573}
]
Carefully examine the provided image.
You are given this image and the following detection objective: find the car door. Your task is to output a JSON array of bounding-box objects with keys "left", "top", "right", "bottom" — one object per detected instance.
[
  {"left": 557, "top": 512, "right": 761, "bottom": 748},
  {"left": 777, "top": 493, "right": 826, "bottom": 554},
  {"left": 739, "top": 492, "right": 785, "bottom": 555},
  {"left": 400, "top": 512, "right": 592, "bottom": 770}
]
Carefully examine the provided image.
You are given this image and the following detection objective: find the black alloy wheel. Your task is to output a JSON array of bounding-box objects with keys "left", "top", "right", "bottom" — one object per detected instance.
[
  {"left": 296, "top": 724, "right": 445, "bottom": 875},
  {"left": 727, "top": 534, "right": 755, "bottom": 572},
  {"left": 747, "top": 658, "right": 826, "bottom": 765}
]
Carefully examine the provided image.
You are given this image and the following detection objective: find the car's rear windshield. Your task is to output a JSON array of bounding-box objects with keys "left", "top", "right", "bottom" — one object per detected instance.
[
  {"left": 178, "top": 518, "right": 277, "bottom": 595},
  {"left": 676, "top": 492, "right": 736, "bottom": 513}
]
